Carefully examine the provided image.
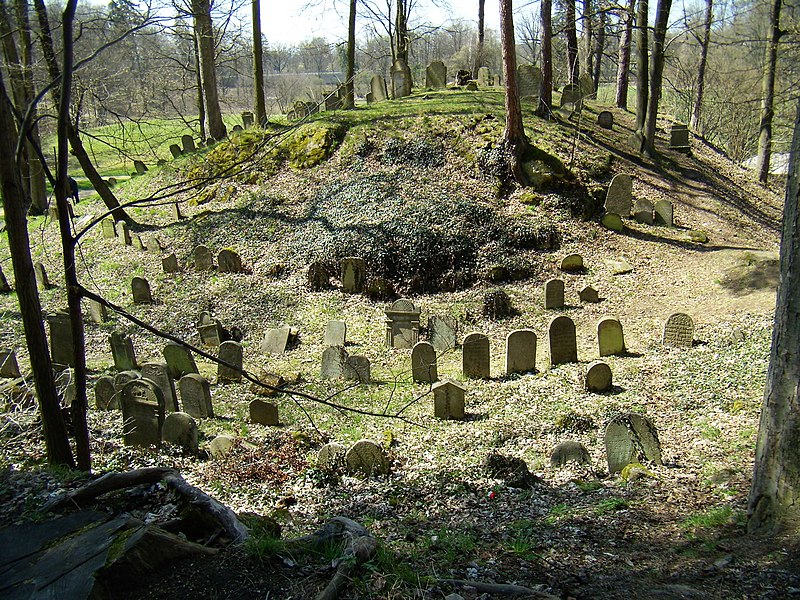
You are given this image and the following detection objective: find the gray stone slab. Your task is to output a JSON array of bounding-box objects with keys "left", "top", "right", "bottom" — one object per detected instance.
[
  {"left": 141, "top": 362, "right": 179, "bottom": 412},
  {"left": 121, "top": 379, "right": 164, "bottom": 447},
  {"left": 217, "top": 341, "right": 243, "bottom": 383},
  {"left": 345, "top": 439, "right": 389, "bottom": 475},
  {"left": 505, "top": 329, "right": 536, "bottom": 375},
  {"left": 261, "top": 326, "right": 290, "bottom": 355},
  {"left": 585, "top": 360, "right": 612, "bottom": 392},
  {"left": 663, "top": 313, "right": 694, "bottom": 347},
  {"left": 370, "top": 75, "right": 388, "bottom": 102},
  {"left": 218, "top": 249, "right": 243, "bottom": 273},
  {"left": 249, "top": 399, "right": 278, "bottom": 425},
  {"left": 178, "top": 373, "right": 214, "bottom": 418},
  {"left": 324, "top": 320, "right": 347, "bottom": 347},
  {"left": 194, "top": 245, "right": 214, "bottom": 271},
  {"left": 341, "top": 257, "right": 366, "bottom": 293},
  {"left": 162, "top": 343, "right": 199, "bottom": 379},
  {"left": 0, "top": 349, "right": 20, "bottom": 378},
  {"left": 321, "top": 346, "right": 348, "bottom": 379},
  {"left": 654, "top": 199, "right": 674, "bottom": 226},
  {"left": 597, "top": 316, "right": 625, "bottom": 357},
  {"left": 390, "top": 58, "right": 412, "bottom": 98},
  {"left": 343, "top": 355, "right": 371, "bottom": 383},
  {"left": 88, "top": 300, "right": 108, "bottom": 323},
  {"left": 579, "top": 286, "right": 600, "bottom": 303},
  {"left": 162, "top": 412, "right": 198, "bottom": 451},
  {"left": 428, "top": 315, "right": 458, "bottom": 351},
  {"left": 597, "top": 111, "right": 614, "bottom": 129},
  {"left": 605, "top": 174, "right": 632, "bottom": 217},
  {"left": 101, "top": 217, "right": 116, "bottom": 238},
  {"left": 462, "top": 332, "right": 490, "bottom": 379},
  {"left": 544, "top": 278, "right": 565, "bottom": 309},
  {"left": 411, "top": 341, "right": 438, "bottom": 383},
  {"left": 425, "top": 60, "right": 447, "bottom": 89},
  {"left": 550, "top": 441, "right": 592, "bottom": 467},
  {"left": 131, "top": 277, "right": 152, "bottom": 304},
  {"left": 432, "top": 379, "right": 466, "bottom": 420},
  {"left": 109, "top": 331, "right": 137, "bottom": 371},
  {"left": 93, "top": 376, "right": 118, "bottom": 410},
  {"left": 48, "top": 312, "right": 75, "bottom": 367},
  {"left": 317, "top": 442, "right": 347, "bottom": 471},
  {"left": 633, "top": 198, "right": 654, "bottom": 224},
  {"left": 605, "top": 413, "right": 662, "bottom": 474},
  {"left": 162, "top": 253, "right": 180, "bottom": 273}
]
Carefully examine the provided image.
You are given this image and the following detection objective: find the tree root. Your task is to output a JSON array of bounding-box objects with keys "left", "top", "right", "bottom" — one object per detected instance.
[{"left": 439, "top": 578, "right": 560, "bottom": 598}]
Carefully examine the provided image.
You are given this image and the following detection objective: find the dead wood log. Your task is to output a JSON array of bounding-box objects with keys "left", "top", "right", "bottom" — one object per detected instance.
[{"left": 439, "top": 578, "right": 560, "bottom": 598}]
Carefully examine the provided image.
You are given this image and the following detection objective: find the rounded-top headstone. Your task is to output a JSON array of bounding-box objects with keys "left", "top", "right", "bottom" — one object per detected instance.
[
  {"left": 559, "top": 254, "right": 584, "bottom": 272},
  {"left": 663, "top": 312, "right": 694, "bottom": 347},
  {"left": 597, "top": 110, "right": 614, "bottom": 129},
  {"left": 345, "top": 439, "right": 389, "bottom": 476},
  {"left": 585, "top": 360, "right": 612, "bottom": 393},
  {"left": 162, "top": 412, "right": 198, "bottom": 452},
  {"left": 317, "top": 442, "right": 347, "bottom": 471},
  {"left": 597, "top": 317, "right": 625, "bottom": 357},
  {"left": 548, "top": 315, "right": 578, "bottom": 366},
  {"left": 209, "top": 435, "right": 236, "bottom": 459},
  {"left": 550, "top": 441, "right": 592, "bottom": 467},
  {"left": 411, "top": 341, "right": 438, "bottom": 383},
  {"left": 462, "top": 332, "right": 490, "bottom": 379},
  {"left": 601, "top": 213, "right": 624, "bottom": 232},
  {"left": 94, "top": 376, "right": 117, "bottom": 410},
  {"left": 605, "top": 174, "right": 633, "bottom": 217}
]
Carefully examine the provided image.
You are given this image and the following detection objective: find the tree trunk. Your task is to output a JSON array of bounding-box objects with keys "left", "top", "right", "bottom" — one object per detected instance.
[
  {"left": 756, "top": 0, "right": 781, "bottom": 184},
  {"left": 634, "top": 0, "right": 648, "bottom": 137},
  {"left": 566, "top": 0, "right": 580, "bottom": 84},
  {"left": 251, "top": 0, "right": 266, "bottom": 124},
  {"left": 643, "top": 0, "right": 672, "bottom": 156},
  {"left": 592, "top": 6, "right": 606, "bottom": 93},
  {"left": 344, "top": 0, "right": 356, "bottom": 109},
  {"left": 475, "top": 0, "right": 486, "bottom": 76},
  {"left": 0, "top": 70, "right": 74, "bottom": 469},
  {"left": 690, "top": 0, "right": 712, "bottom": 132},
  {"left": 536, "top": 0, "right": 553, "bottom": 118},
  {"left": 395, "top": 0, "right": 409, "bottom": 64},
  {"left": 500, "top": 0, "right": 528, "bottom": 182},
  {"left": 748, "top": 97, "right": 800, "bottom": 533},
  {"left": 615, "top": 0, "right": 634, "bottom": 109},
  {"left": 193, "top": 33, "right": 206, "bottom": 141},
  {"left": 192, "top": 0, "right": 227, "bottom": 141},
  {"left": 581, "top": 0, "right": 593, "bottom": 83}
]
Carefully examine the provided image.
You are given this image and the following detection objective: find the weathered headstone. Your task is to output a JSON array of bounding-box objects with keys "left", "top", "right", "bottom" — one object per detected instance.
[
  {"left": 544, "top": 278, "right": 565, "bottom": 309},
  {"left": 601, "top": 213, "right": 624, "bottom": 232},
  {"left": 249, "top": 399, "right": 278, "bottom": 425},
  {"left": 169, "top": 144, "right": 183, "bottom": 159},
  {"left": 101, "top": 217, "right": 116, "bottom": 238},
  {"left": 178, "top": 373, "right": 214, "bottom": 418},
  {"left": 560, "top": 254, "right": 584, "bottom": 272},
  {"left": 341, "top": 257, "right": 366, "bottom": 293},
  {"left": 505, "top": 329, "right": 537, "bottom": 375},
  {"left": 181, "top": 134, "right": 196, "bottom": 154},
  {"left": 0, "top": 349, "right": 21, "bottom": 378},
  {"left": 629, "top": 131, "right": 645, "bottom": 153},
  {"left": 561, "top": 83, "right": 582, "bottom": 107},
  {"left": 131, "top": 277, "right": 152, "bottom": 304},
  {"left": 162, "top": 412, "right": 198, "bottom": 452},
  {"left": 343, "top": 355, "right": 371, "bottom": 383},
  {"left": 432, "top": 379, "right": 466, "bottom": 420},
  {"left": 114, "top": 370, "right": 140, "bottom": 394},
  {"left": 171, "top": 202, "right": 182, "bottom": 221},
  {"left": 218, "top": 249, "right": 243, "bottom": 273},
  {"left": 132, "top": 235, "right": 145, "bottom": 251},
  {"left": 109, "top": 331, "right": 137, "bottom": 371},
  {"left": 34, "top": 262, "right": 50, "bottom": 291},
  {"left": 121, "top": 379, "right": 164, "bottom": 447},
  {"left": 425, "top": 60, "right": 447, "bottom": 89},
  {"left": 585, "top": 360, "right": 613, "bottom": 392},
  {"left": 307, "top": 261, "right": 330, "bottom": 290},
  {"left": 320, "top": 346, "right": 348, "bottom": 379},
  {"left": 605, "top": 413, "right": 662, "bottom": 474},
  {"left": 345, "top": 439, "right": 389, "bottom": 475},
  {"left": 578, "top": 73, "right": 595, "bottom": 99},
  {"left": 385, "top": 298, "right": 421, "bottom": 349},
  {"left": 663, "top": 313, "right": 694, "bottom": 347},
  {"left": 516, "top": 64, "right": 541, "bottom": 99},
  {"left": 633, "top": 198, "right": 654, "bottom": 225},
  {"left": 194, "top": 245, "right": 214, "bottom": 270},
  {"left": 209, "top": 435, "right": 236, "bottom": 458},
  {"left": 462, "top": 332, "right": 490, "bottom": 379},
  {"left": 579, "top": 285, "right": 600, "bottom": 303},
  {"left": 366, "top": 91, "right": 375, "bottom": 103},
  {"left": 669, "top": 123, "right": 690, "bottom": 151},
  {"left": 605, "top": 174, "right": 632, "bottom": 217},
  {"left": 141, "top": 362, "right": 179, "bottom": 412},
  {"left": 549, "top": 315, "right": 578, "bottom": 366},
  {"left": 476, "top": 66, "right": 490, "bottom": 87},
  {"left": 93, "top": 376, "right": 118, "bottom": 410},
  {"left": 606, "top": 257, "right": 634, "bottom": 275},
  {"left": 217, "top": 340, "right": 243, "bottom": 383},
  {"left": 88, "top": 299, "right": 108, "bottom": 323},
  {"left": 241, "top": 111, "right": 254, "bottom": 127},
  {"left": 550, "top": 441, "right": 592, "bottom": 467},
  {"left": 390, "top": 58, "right": 413, "bottom": 98},
  {"left": 261, "top": 325, "right": 291, "bottom": 355},
  {"left": 47, "top": 312, "right": 75, "bottom": 366},
  {"left": 0, "top": 266, "right": 11, "bottom": 293},
  {"left": 317, "top": 442, "right": 347, "bottom": 471},
  {"left": 411, "top": 341, "right": 438, "bottom": 383},
  {"left": 428, "top": 315, "right": 458, "bottom": 351},
  {"left": 654, "top": 199, "right": 674, "bottom": 226},
  {"left": 370, "top": 75, "right": 388, "bottom": 102},
  {"left": 597, "top": 111, "right": 614, "bottom": 129},
  {"left": 597, "top": 316, "right": 625, "bottom": 357},
  {"left": 249, "top": 370, "right": 284, "bottom": 397},
  {"left": 116, "top": 222, "right": 132, "bottom": 246},
  {"left": 162, "top": 253, "right": 180, "bottom": 274},
  {"left": 324, "top": 320, "right": 347, "bottom": 347},
  {"left": 133, "top": 160, "right": 148, "bottom": 175},
  {"left": 145, "top": 236, "right": 162, "bottom": 254},
  {"left": 198, "top": 320, "right": 224, "bottom": 347}
]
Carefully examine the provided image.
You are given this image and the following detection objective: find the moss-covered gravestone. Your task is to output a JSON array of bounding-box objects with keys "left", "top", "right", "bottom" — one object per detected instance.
[
  {"left": 505, "top": 329, "right": 536, "bottom": 375},
  {"left": 162, "top": 412, "right": 198, "bottom": 452},
  {"left": 604, "top": 413, "right": 662, "bottom": 474},
  {"left": 345, "top": 439, "right": 389, "bottom": 476},
  {"left": 179, "top": 374, "right": 213, "bottom": 419},
  {"left": 548, "top": 316, "right": 577, "bottom": 366},
  {"left": 550, "top": 441, "right": 592, "bottom": 467},
  {"left": 585, "top": 360, "right": 612, "bottom": 393}
]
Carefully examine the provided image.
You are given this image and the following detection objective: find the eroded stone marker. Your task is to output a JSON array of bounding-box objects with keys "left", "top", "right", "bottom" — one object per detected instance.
[
  {"left": 341, "top": 257, "right": 366, "bottom": 293},
  {"left": 141, "top": 362, "right": 179, "bottom": 412},
  {"left": 597, "top": 111, "right": 614, "bottom": 129},
  {"left": 428, "top": 315, "right": 458, "bottom": 351},
  {"left": 654, "top": 199, "right": 674, "bottom": 226},
  {"left": 462, "top": 332, "right": 490, "bottom": 379},
  {"left": 549, "top": 315, "right": 577, "bottom": 366},
  {"left": 425, "top": 60, "right": 447, "bottom": 89},
  {"left": 385, "top": 299, "right": 421, "bottom": 349},
  {"left": 432, "top": 379, "right": 466, "bottom": 420},
  {"left": 324, "top": 320, "right": 347, "bottom": 347},
  {"left": 218, "top": 249, "right": 243, "bottom": 273},
  {"left": 579, "top": 285, "right": 600, "bottom": 303},
  {"left": 217, "top": 341, "right": 243, "bottom": 382},
  {"left": 131, "top": 277, "right": 152, "bottom": 304},
  {"left": 560, "top": 254, "right": 584, "bottom": 272},
  {"left": 663, "top": 312, "right": 694, "bottom": 347},
  {"left": 109, "top": 331, "right": 137, "bottom": 371},
  {"left": 121, "top": 378, "right": 165, "bottom": 447},
  {"left": 550, "top": 441, "right": 592, "bottom": 467},
  {"left": 262, "top": 326, "right": 291, "bottom": 355},
  {"left": 94, "top": 375, "right": 117, "bottom": 410},
  {"left": 411, "top": 341, "right": 438, "bottom": 383},
  {"left": 544, "top": 278, "right": 565, "bottom": 309},
  {"left": 604, "top": 413, "right": 662, "bottom": 474},
  {"left": 0, "top": 350, "right": 21, "bottom": 378},
  {"left": 317, "top": 442, "right": 347, "bottom": 471},
  {"left": 605, "top": 174, "right": 632, "bottom": 217},
  {"left": 597, "top": 316, "right": 625, "bottom": 357},
  {"left": 505, "top": 329, "right": 536, "bottom": 375},
  {"left": 163, "top": 343, "right": 199, "bottom": 379},
  {"left": 179, "top": 373, "right": 214, "bottom": 418},
  {"left": 48, "top": 312, "right": 75, "bottom": 367},
  {"left": 162, "top": 412, "right": 198, "bottom": 452},
  {"left": 585, "top": 360, "right": 613, "bottom": 392},
  {"left": 345, "top": 439, "right": 389, "bottom": 475},
  {"left": 194, "top": 245, "right": 214, "bottom": 271},
  {"left": 249, "top": 399, "right": 278, "bottom": 426},
  {"left": 162, "top": 253, "right": 180, "bottom": 273}
]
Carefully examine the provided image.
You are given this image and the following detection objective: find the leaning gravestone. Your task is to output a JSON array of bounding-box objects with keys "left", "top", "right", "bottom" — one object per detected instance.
[
  {"left": 601, "top": 213, "right": 624, "bottom": 232},
  {"left": 604, "top": 413, "right": 662, "bottom": 474},
  {"left": 181, "top": 134, "right": 196, "bottom": 154},
  {"left": 261, "top": 326, "right": 291, "bottom": 355},
  {"left": 633, "top": 198, "right": 654, "bottom": 225},
  {"left": 209, "top": 435, "right": 236, "bottom": 459},
  {"left": 93, "top": 376, "right": 117, "bottom": 410},
  {"left": 560, "top": 254, "right": 584, "bottom": 272},
  {"left": 249, "top": 399, "right": 278, "bottom": 426},
  {"left": 544, "top": 278, "right": 565, "bottom": 309},
  {"left": 132, "top": 235, "right": 145, "bottom": 250},
  {"left": 171, "top": 203, "right": 182, "bottom": 220},
  {"left": 462, "top": 332, "right": 490, "bottom": 379},
  {"left": 579, "top": 285, "right": 600, "bottom": 303},
  {"left": 385, "top": 299, "right": 421, "bottom": 349},
  {"left": 345, "top": 439, "right": 390, "bottom": 476},
  {"left": 597, "top": 111, "right": 614, "bottom": 129},
  {"left": 162, "top": 412, "right": 198, "bottom": 452},
  {"left": 162, "top": 253, "right": 180, "bottom": 274},
  {"left": 117, "top": 222, "right": 132, "bottom": 246},
  {"left": 585, "top": 360, "right": 613, "bottom": 393},
  {"left": 0, "top": 349, "right": 21, "bottom": 378},
  {"left": 654, "top": 199, "right": 674, "bottom": 226},
  {"left": 425, "top": 60, "right": 447, "bottom": 89},
  {"left": 198, "top": 320, "right": 224, "bottom": 347},
  {"left": 178, "top": 373, "right": 214, "bottom": 418},
  {"left": 141, "top": 362, "right": 179, "bottom": 412},
  {"left": 550, "top": 441, "right": 592, "bottom": 467},
  {"left": 605, "top": 174, "right": 633, "bottom": 217},
  {"left": 109, "top": 331, "right": 137, "bottom": 371},
  {"left": 88, "top": 299, "right": 108, "bottom": 323},
  {"left": 663, "top": 313, "right": 694, "bottom": 347},
  {"left": 411, "top": 341, "right": 438, "bottom": 383},
  {"left": 390, "top": 58, "right": 413, "bottom": 98},
  {"left": 517, "top": 64, "right": 541, "bottom": 99},
  {"left": 320, "top": 346, "right": 348, "bottom": 379},
  {"left": 505, "top": 329, "right": 537, "bottom": 375},
  {"left": 101, "top": 217, "right": 116, "bottom": 238},
  {"left": 370, "top": 75, "right": 388, "bottom": 102},
  {"left": 133, "top": 160, "right": 148, "bottom": 175},
  {"left": 131, "top": 277, "right": 152, "bottom": 304},
  {"left": 47, "top": 312, "right": 75, "bottom": 367},
  {"left": 428, "top": 315, "right": 458, "bottom": 351},
  {"left": 121, "top": 379, "right": 165, "bottom": 447},
  {"left": 163, "top": 343, "right": 199, "bottom": 379},
  {"left": 432, "top": 379, "right": 466, "bottom": 420},
  {"left": 169, "top": 144, "right": 182, "bottom": 159},
  {"left": 597, "top": 316, "right": 625, "bottom": 357},
  {"left": 145, "top": 236, "right": 162, "bottom": 255},
  {"left": 324, "top": 320, "right": 347, "bottom": 347},
  {"left": 218, "top": 249, "right": 243, "bottom": 273},
  {"left": 34, "top": 262, "right": 50, "bottom": 291},
  {"left": 317, "top": 442, "right": 347, "bottom": 471},
  {"left": 194, "top": 245, "right": 214, "bottom": 270},
  {"left": 549, "top": 315, "right": 578, "bottom": 366},
  {"left": 217, "top": 341, "right": 243, "bottom": 382},
  {"left": 343, "top": 356, "right": 371, "bottom": 383},
  {"left": 341, "top": 257, "right": 366, "bottom": 293}
]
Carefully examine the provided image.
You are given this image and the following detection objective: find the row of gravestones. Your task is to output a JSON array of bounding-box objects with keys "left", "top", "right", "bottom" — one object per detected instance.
[
  {"left": 601, "top": 173, "right": 675, "bottom": 232},
  {"left": 100, "top": 217, "right": 171, "bottom": 252}
]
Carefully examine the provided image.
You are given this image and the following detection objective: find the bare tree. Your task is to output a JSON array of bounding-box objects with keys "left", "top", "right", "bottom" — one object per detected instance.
[
  {"left": 591, "top": 3, "right": 606, "bottom": 92},
  {"left": 537, "top": 0, "right": 553, "bottom": 118},
  {"left": 500, "top": 0, "right": 528, "bottom": 182},
  {"left": 756, "top": 0, "right": 782, "bottom": 183},
  {"left": 633, "top": 0, "right": 647, "bottom": 141},
  {"left": 690, "top": 0, "right": 713, "bottom": 132},
  {"left": 192, "top": 0, "right": 227, "bottom": 140},
  {"left": 252, "top": 0, "right": 266, "bottom": 123},
  {"left": 474, "top": 0, "right": 486, "bottom": 74},
  {"left": 565, "top": 0, "right": 580, "bottom": 83},
  {"left": 643, "top": 0, "right": 672, "bottom": 155},
  {"left": 615, "top": 0, "right": 634, "bottom": 109},
  {"left": 344, "top": 0, "right": 357, "bottom": 108},
  {"left": 581, "top": 0, "right": 593, "bottom": 83}
]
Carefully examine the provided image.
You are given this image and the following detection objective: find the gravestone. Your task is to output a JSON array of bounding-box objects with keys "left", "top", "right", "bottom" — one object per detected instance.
[
  {"left": 561, "top": 83, "right": 582, "bottom": 108},
  {"left": 307, "top": 262, "right": 330, "bottom": 290},
  {"left": 117, "top": 222, "right": 132, "bottom": 246},
  {"left": 607, "top": 257, "right": 634, "bottom": 275},
  {"left": 121, "top": 379, "right": 164, "bottom": 447},
  {"left": 516, "top": 64, "right": 541, "bottom": 99},
  {"left": 181, "top": 134, "right": 196, "bottom": 154},
  {"left": 366, "top": 92, "right": 375, "bottom": 103},
  {"left": 505, "top": 329, "right": 537, "bottom": 375},
  {"left": 428, "top": 315, "right": 458, "bottom": 351},
  {"left": 597, "top": 111, "right": 614, "bottom": 129},
  {"left": 34, "top": 262, "right": 50, "bottom": 290},
  {"left": 171, "top": 202, "right": 182, "bottom": 220},
  {"left": 456, "top": 69, "right": 471, "bottom": 85},
  {"left": 549, "top": 315, "right": 578, "bottom": 366},
  {"left": 324, "top": 92, "right": 342, "bottom": 111},
  {"left": 109, "top": 331, "right": 137, "bottom": 371},
  {"left": 604, "top": 413, "right": 662, "bottom": 474},
  {"left": 317, "top": 442, "right": 347, "bottom": 471},
  {"left": 133, "top": 160, "right": 148, "bottom": 175},
  {"left": 605, "top": 174, "right": 632, "bottom": 217},
  {"left": 432, "top": 379, "right": 466, "bottom": 420},
  {"left": 209, "top": 435, "right": 235, "bottom": 458},
  {"left": 370, "top": 75, "right": 388, "bottom": 102},
  {"left": 93, "top": 376, "right": 117, "bottom": 410},
  {"left": 217, "top": 341, "right": 243, "bottom": 382},
  {"left": 249, "top": 370, "right": 284, "bottom": 397},
  {"left": 578, "top": 73, "right": 595, "bottom": 99},
  {"left": 114, "top": 370, "right": 140, "bottom": 394},
  {"left": 242, "top": 111, "right": 254, "bottom": 127},
  {"left": 261, "top": 326, "right": 291, "bottom": 355},
  {"left": 579, "top": 285, "right": 600, "bottom": 303},
  {"left": 385, "top": 299, "right": 421, "bottom": 349},
  {"left": 132, "top": 235, "right": 145, "bottom": 251},
  {"left": 343, "top": 355, "right": 371, "bottom": 383},
  {"left": 462, "top": 332, "right": 490, "bottom": 379},
  {"left": 560, "top": 254, "right": 584, "bottom": 272},
  {"left": 654, "top": 199, "right": 674, "bottom": 226},
  {"left": 101, "top": 217, "right": 116, "bottom": 238},
  {"left": 425, "top": 60, "right": 447, "bottom": 89},
  {"left": 199, "top": 311, "right": 213, "bottom": 326},
  {"left": 633, "top": 198, "right": 654, "bottom": 225},
  {"left": 141, "top": 362, "right": 179, "bottom": 412},
  {"left": 131, "top": 277, "right": 152, "bottom": 304},
  {"left": 544, "top": 278, "right": 565, "bottom": 309},
  {"left": 88, "top": 299, "right": 108, "bottom": 323},
  {"left": 411, "top": 341, "right": 438, "bottom": 383},
  {"left": 47, "top": 312, "right": 75, "bottom": 366},
  {"left": 324, "top": 320, "right": 346, "bottom": 347},
  {"left": 0, "top": 349, "right": 21, "bottom": 378},
  {"left": 476, "top": 66, "right": 490, "bottom": 87},
  {"left": 178, "top": 373, "right": 214, "bottom": 418},
  {"left": 597, "top": 316, "right": 625, "bottom": 356},
  {"left": 198, "top": 320, "right": 224, "bottom": 347},
  {"left": 601, "top": 213, "right": 624, "bottom": 232},
  {"left": 162, "top": 253, "right": 180, "bottom": 274},
  {"left": 194, "top": 245, "right": 214, "bottom": 270},
  {"left": 169, "top": 144, "right": 182, "bottom": 159},
  {"left": 663, "top": 313, "right": 694, "bottom": 347},
  {"left": 249, "top": 399, "right": 278, "bottom": 425},
  {"left": 162, "top": 342, "right": 200, "bottom": 379},
  {"left": 345, "top": 439, "right": 390, "bottom": 476},
  {"left": 218, "top": 249, "right": 243, "bottom": 273},
  {"left": 341, "top": 257, "right": 366, "bottom": 293},
  {"left": 162, "top": 412, "right": 198, "bottom": 452},
  {"left": 585, "top": 360, "right": 613, "bottom": 392},
  {"left": 320, "top": 346, "right": 348, "bottom": 379},
  {"left": 145, "top": 236, "right": 162, "bottom": 254},
  {"left": 550, "top": 441, "right": 592, "bottom": 467},
  {"left": 390, "top": 58, "right": 412, "bottom": 98},
  {"left": 669, "top": 123, "right": 690, "bottom": 151},
  {"left": 0, "top": 266, "right": 11, "bottom": 293}
]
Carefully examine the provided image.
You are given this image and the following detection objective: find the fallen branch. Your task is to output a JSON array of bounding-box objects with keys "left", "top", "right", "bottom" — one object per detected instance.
[{"left": 439, "top": 578, "right": 560, "bottom": 598}]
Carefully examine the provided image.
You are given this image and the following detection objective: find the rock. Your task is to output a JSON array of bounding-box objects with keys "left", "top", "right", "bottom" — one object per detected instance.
[
  {"left": 606, "top": 258, "right": 633, "bottom": 275},
  {"left": 682, "top": 230, "right": 709, "bottom": 243},
  {"left": 209, "top": 435, "right": 236, "bottom": 458},
  {"left": 550, "top": 441, "right": 592, "bottom": 467},
  {"left": 484, "top": 452, "right": 537, "bottom": 488},
  {"left": 601, "top": 213, "right": 624, "bottom": 232}
]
